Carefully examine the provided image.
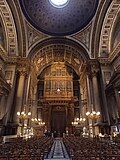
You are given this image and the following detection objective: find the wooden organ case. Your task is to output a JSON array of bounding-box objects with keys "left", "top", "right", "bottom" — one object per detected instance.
[{"left": 39, "top": 62, "right": 75, "bottom": 136}]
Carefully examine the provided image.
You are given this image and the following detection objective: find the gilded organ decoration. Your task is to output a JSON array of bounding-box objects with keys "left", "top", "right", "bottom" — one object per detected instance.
[{"left": 44, "top": 62, "right": 73, "bottom": 100}]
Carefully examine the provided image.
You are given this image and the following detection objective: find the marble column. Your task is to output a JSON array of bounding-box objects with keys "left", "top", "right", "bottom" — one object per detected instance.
[
  {"left": 66, "top": 106, "right": 68, "bottom": 128},
  {"left": 13, "top": 70, "right": 26, "bottom": 123},
  {"left": 5, "top": 71, "right": 17, "bottom": 125},
  {"left": 23, "top": 74, "right": 30, "bottom": 106},
  {"left": 111, "top": 95, "right": 119, "bottom": 123},
  {"left": 115, "top": 89, "right": 120, "bottom": 119},
  {"left": 0, "top": 95, "right": 6, "bottom": 119},
  {"left": 86, "top": 74, "right": 94, "bottom": 111},
  {"left": 92, "top": 71, "right": 102, "bottom": 121},
  {"left": 0, "top": 95, "right": 2, "bottom": 118},
  {"left": 48, "top": 107, "right": 51, "bottom": 131},
  {"left": 99, "top": 70, "right": 110, "bottom": 125}
]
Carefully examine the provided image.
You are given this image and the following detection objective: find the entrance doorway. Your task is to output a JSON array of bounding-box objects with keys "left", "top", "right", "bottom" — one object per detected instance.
[{"left": 51, "top": 111, "right": 66, "bottom": 137}]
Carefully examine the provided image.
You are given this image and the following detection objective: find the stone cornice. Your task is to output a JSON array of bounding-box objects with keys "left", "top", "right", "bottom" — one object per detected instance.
[
  {"left": 98, "top": 58, "right": 110, "bottom": 66},
  {"left": 6, "top": 57, "right": 30, "bottom": 66}
]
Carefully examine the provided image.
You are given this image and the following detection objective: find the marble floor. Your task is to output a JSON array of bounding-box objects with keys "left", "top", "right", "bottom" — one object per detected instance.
[{"left": 44, "top": 138, "right": 70, "bottom": 160}]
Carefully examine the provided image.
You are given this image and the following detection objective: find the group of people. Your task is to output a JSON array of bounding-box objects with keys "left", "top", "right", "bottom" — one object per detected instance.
[{"left": 44, "top": 130, "right": 61, "bottom": 138}]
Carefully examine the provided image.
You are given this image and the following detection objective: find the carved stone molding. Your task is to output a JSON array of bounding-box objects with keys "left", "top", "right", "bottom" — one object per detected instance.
[
  {"left": 7, "top": 57, "right": 17, "bottom": 64},
  {"left": 98, "top": 58, "right": 110, "bottom": 66},
  {"left": 109, "top": 42, "right": 120, "bottom": 62}
]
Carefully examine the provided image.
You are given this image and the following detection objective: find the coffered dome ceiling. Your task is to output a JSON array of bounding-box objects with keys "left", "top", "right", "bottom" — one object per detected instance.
[{"left": 20, "top": 0, "right": 99, "bottom": 36}]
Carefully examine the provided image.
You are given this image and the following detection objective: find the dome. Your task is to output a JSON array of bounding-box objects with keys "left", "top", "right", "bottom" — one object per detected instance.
[{"left": 20, "top": 0, "right": 99, "bottom": 36}]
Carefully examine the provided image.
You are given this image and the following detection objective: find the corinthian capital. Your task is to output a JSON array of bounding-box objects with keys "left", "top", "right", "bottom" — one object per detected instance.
[
  {"left": 87, "top": 59, "right": 100, "bottom": 77},
  {"left": 18, "top": 69, "right": 28, "bottom": 77}
]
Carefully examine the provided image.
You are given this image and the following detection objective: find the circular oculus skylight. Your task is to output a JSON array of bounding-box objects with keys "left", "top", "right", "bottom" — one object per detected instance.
[{"left": 49, "top": 0, "right": 70, "bottom": 8}]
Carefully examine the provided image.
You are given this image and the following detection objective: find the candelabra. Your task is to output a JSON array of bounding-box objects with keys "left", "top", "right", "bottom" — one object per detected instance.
[
  {"left": 72, "top": 117, "right": 86, "bottom": 126},
  {"left": 72, "top": 121, "right": 78, "bottom": 127},
  {"left": 86, "top": 111, "right": 100, "bottom": 118},
  {"left": 86, "top": 111, "right": 100, "bottom": 137},
  {"left": 72, "top": 117, "right": 86, "bottom": 136},
  {"left": 17, "top": 110, "right": 31, "bottom": 136},
  {"left": 31, "top": 118, "right": 45, "bottom": 127}
]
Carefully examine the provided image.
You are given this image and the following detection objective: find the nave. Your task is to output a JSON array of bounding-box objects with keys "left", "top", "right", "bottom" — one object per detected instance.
[
  {"left": 0, "top": 136, "right": 120, "bottom": 160},
  {"left": 45, "top": 138, "right": 70, "bottom": 160}
]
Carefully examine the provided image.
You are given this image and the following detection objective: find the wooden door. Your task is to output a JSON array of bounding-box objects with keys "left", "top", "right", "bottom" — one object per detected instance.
[{"left": 51, "top": 111, "right": 66, "bottom": 137}]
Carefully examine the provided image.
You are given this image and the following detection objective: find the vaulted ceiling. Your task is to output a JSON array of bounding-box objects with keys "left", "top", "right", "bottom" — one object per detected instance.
[{"left": 20, "top": 0, "right": 99, "bottom": 36}]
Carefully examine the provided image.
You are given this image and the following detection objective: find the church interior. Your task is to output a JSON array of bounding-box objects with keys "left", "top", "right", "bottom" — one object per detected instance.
[{"left": 0, "top": 0, "right": 120, "bottom": 159}]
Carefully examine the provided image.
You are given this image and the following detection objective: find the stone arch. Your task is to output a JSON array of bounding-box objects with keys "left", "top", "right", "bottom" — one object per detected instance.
[
  {"left": 0, "top": 0, "right": 18, "bottom": 55},
  {"left": 90, "top": 0, "right": 111, "bottom": 58},
  {"left": 110, "top": 14, "right": 120, "bottom": 51},
  {"left": 7, "top": 0, "right": 27, "bottom": 57},
  {"left": 28, "top": 37, "right": 89, "bottom": 76},
  {"left": 0, "top": 17, "right": 5, "bottom": 49},
  {"left": 99, "top": 1, "right": 120, "bottom": 57}
]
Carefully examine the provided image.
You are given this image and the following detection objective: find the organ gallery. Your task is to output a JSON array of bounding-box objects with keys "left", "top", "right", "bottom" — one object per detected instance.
[{"left": 0, "top": 0, "right": 120, "bottom": 159}]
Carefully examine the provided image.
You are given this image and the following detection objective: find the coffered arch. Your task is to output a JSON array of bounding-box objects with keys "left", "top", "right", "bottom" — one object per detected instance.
[
  {"left": 0, "top": 0, "right": 18, "bottom": 55},
  {"left": 99, "top": 0, "right": 120, "bottom": 58},
  {"left": 111, "top": 14, "right": 120, "bottom": 49},
  {"left": 91, "top": 0, "right": 111, "bottom": 58},
  {"left": 7, "top": 0, "right": 27, "bottom": 57},
  {"left": 29, "top": 37, "right": 89, "bottom": 76}
]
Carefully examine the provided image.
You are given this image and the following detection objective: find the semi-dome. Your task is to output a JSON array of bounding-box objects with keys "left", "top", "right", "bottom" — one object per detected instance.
[{"left": 20, "top": 0, "right": 99, "bottom": 36}]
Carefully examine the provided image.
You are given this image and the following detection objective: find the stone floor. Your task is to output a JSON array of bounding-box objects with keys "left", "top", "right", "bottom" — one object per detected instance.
[{"left": 44, "top": 138, "right": 70, "bottom": 160}]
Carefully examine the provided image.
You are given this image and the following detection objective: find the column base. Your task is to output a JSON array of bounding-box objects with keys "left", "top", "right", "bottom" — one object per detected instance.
[
  {"left": 94, "top": 122, "right": 110, "bottom": 136},
  {"left": 0, "top": 125, "right": 5, "bottom": 136},
  {"left": 4, "top": 122, "right": 18, "bottom": 135}
]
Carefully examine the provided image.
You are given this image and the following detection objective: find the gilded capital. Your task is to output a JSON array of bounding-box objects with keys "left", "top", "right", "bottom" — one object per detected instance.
[{"left": 19, "top": 70, "right": 27, "bottom": 77}]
